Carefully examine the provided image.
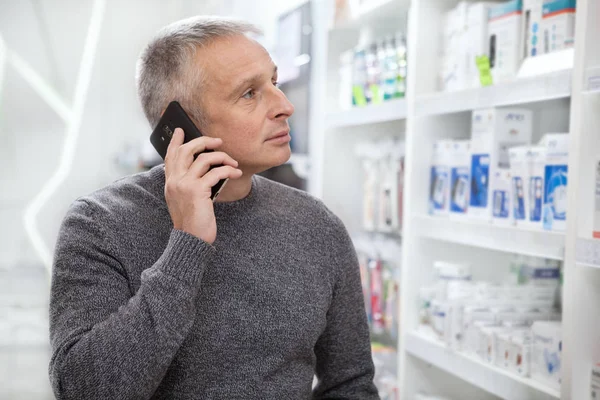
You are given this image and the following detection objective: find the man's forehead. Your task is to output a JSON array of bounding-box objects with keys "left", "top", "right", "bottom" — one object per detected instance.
[{"left": 199, "top": 36, "right": 273, "bottom": 83}]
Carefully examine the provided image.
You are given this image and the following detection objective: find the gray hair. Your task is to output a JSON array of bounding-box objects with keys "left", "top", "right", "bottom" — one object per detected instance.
[{"left": 135, "top": 16, "right": 262, "bottom": 128}]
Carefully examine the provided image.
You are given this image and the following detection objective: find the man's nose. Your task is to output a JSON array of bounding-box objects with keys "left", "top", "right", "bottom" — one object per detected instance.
[{"left": 269, "top": 87, "right": 295, "bottom": 120}]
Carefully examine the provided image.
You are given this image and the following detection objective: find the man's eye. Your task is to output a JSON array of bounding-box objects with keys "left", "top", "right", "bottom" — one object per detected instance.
[{"left": 242, "top": 89, "right": 255, "bottom": 99}]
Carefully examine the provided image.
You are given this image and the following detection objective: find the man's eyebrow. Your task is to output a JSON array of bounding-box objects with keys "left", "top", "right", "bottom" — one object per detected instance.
[{"left": 228, "top": 65, "right": 278, "bottom": 100}]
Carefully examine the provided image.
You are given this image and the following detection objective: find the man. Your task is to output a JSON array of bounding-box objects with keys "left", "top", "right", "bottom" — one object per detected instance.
[{"left": 49, "top": 16, "right": 378, "bottom": 400}]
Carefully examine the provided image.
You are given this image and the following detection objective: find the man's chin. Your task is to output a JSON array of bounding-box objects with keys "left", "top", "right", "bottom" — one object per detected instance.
[{"left": 251, "top": 147, "right": 292, "bottom": 174}]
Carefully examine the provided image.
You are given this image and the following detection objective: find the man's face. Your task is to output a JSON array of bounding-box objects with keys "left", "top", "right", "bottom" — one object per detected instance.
[{"left": 194, "top": 35, "right": 295, "bottom": 174}]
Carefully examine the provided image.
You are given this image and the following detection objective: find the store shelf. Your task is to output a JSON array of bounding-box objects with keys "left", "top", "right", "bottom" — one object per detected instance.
[
  {"left": 325, "top": 98, "right": 407, "bottom": 128},
  {"left": 405, "top": 328, "right": 560, "bottom": 400},
  {"left": 414, "top": 69, "right": 572, "bottom": 117},
  {"left": 412, "top": 215, "right": 565, "bottom": 260}
]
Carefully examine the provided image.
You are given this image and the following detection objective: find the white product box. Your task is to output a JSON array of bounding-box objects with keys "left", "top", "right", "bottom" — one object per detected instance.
[
  {"left": 441, "top": 2, "right": 469, "bottom": 91},
  {"left": 509, "top": 146, "right": 530, "bottom": 225},
  {"left": 430, "top": 140, "right": 454, "bottom": 216},
  {"left": 469, "top": 108, "right": 533, "bottom": 220},
  {"left": 474, "top": 321, "right": 501, "bottom": 360},
  {"left": 465, "top": 3, "right": 498, "bottom": 88},
  {"left": 492, "top": 168, "right": 512, "bottom": 225},
  {"left": 495, "top": 330, "right": 513, "bottom": 369},
  {"left": 540, "top": 133, "right": 569, "bottom": 231},
  {"left": 531, "top": 321, "right": 562, "bottom": 390},
  {"left": 522, "top": 0, "right": 545, "bottom": 58},
  {"left": 463, "top": 307, "right": 495, "bottom": 355},
  {"left": 510, "top": 328, "right": 533, "bottom": 377},
  {"left": 481, "top": 325, "right": 508, "bottom": 363},
  {"left": 449, "top": 140, "right": 471, "bottom": 217},
  {"left": 431, "top": 300, "right": 453, "bottom": 342},
  {"left": 591, "top": 364, "right": 600, "bottom": 400},
  {"left": 488, "top": 0, "right": 524, "bottom": 83},
  {"left": 542, "top": 0, "right": 576, "bottom": 53}
]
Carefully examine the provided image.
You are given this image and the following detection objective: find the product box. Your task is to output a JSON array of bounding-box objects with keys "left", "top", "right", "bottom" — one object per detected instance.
[
  {"left": 531, "top": 321, "right": 562, "bottom": 390},
  {"left": 591, "top": 364, "right": 600, "bottom": 400},
  {"left": 430, "top": 140, "right": 454, "bottom": 215},
  {"left": 462, "top": 307, "right": 496, "bottom": 355},
  {"left": 469, "top": 108, "right": 533, "bottom": 220},
  {"left": 528, "top": 147, "right": 547, "bottom": 227},
  {"left": 522, "top": 0, "right": 545, "bottom": 58},
  {"left": 509, "top": 146, "right": 530, "bottom": 225},
  {"left": 492, "top": 168, "right": 512, "bottom": 225},
  {"left": 431, "top": 300, "right": 451, "bottom": 340},
  {"left": 510, "top": 328, "right": 533, "bottom": 377},
  {"left": 466, "top": 2, "right": 498, "bottom": 88},
  {"left": 488, "top": 0, "right": 524, "bottom": 83},
  {"left": 495, "top": 330, "right": 513, "bottom": 369},
  {"left": 541, "top": 133, "right": 569, "bottom": 231},
  {"left": 441, "top": 2, "right": 469, "bottom": 91},
  {"left": 450, "top": 140, "right": 471, "bottom": 217},
  {"left": 542, "top": 0, "right": 576, "bottom": 53}
]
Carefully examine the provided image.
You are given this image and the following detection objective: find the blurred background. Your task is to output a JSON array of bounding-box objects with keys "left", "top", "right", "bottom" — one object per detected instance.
[{"left": 2, "top": 0, "right": 597, "bottom": 399}]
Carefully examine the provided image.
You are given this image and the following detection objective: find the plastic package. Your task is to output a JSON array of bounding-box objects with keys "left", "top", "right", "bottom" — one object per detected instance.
[
  {"left": 531, "top": 321, "right": 562, "bottom": 390},
  {"left": 450, "top": 140, "right": 471, "bottom": 218},
  {"left": 430, "top": 140, "right": 454, "bottom": 215}
]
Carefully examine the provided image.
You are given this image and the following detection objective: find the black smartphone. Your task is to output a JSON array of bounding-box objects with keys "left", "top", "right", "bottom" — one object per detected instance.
[{"left": 150, "top": 100, "right": 228, "bottom": 201}]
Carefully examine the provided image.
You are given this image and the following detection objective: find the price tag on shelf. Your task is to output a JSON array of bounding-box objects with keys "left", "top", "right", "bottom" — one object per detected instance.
[{"left": 476, "top": 55, "right": 493, "bottom": 87}]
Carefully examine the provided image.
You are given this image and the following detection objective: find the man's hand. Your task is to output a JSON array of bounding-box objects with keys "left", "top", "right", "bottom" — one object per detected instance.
[{"left": 164, "top": 128, "right": 242, "bottom": 244}]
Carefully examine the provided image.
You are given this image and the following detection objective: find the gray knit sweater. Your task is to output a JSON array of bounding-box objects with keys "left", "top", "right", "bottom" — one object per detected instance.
[{"left": 49, "top": 165, "right": 378, "bottom": 400}]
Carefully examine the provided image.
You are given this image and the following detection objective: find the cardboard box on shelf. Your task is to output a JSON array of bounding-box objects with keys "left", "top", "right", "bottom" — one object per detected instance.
[{"left": 469, "top": 108, "right": 533, "bottom": 221}]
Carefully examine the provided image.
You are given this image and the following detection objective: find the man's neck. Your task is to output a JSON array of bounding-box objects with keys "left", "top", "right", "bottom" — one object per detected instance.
[{"left": 214, "top": 173, "right": 253, "bottom": 202}]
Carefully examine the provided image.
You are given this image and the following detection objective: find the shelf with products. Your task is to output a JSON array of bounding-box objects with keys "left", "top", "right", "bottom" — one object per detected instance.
[
  {"left": 408, "top": 255, "right": 563, "bottom": 400},
  {"left": 354, "top": 234, "right": 401, "bottom": 399},
  {"left": 405, "top": 327, "right": 560, "bottom": 400},
  {"left": 415, "top": 69, "right": 572, "bottom": 117},
  {"left": 325, "top": 98, "right": 407, "bottom": 128},
  {"left": 413, "top": 214, "right": 565, "bottom": 261}
]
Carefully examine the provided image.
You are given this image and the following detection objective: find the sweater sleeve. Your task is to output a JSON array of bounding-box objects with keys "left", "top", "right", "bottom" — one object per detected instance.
[
  {"left": 312, "top": 214, "right": 379, "bottom": 399},
  {"left": 49, "top": 199, "right": 215, "bottom": 400}
]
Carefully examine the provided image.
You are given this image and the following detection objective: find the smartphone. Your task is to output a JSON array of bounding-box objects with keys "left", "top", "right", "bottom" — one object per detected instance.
[{"left": 150, "top": 100, "right": 228, "bottom": 201}]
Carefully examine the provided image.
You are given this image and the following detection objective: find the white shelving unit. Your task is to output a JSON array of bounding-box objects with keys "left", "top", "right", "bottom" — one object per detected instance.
[
  {"left": 308, "top": 0, "right": 599, "bottom": 398},
  {"left": 405, "top": 328, "right": 560, "bottom": 400},
  {"left": 412, "top": 215, "right": 565, "bottom": 261},
  {"left": 326, "top": 98, "right": 407, "bottom": 128},
  {"left": 414, "top": 69, "right": 572, "bottom": 117}
]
